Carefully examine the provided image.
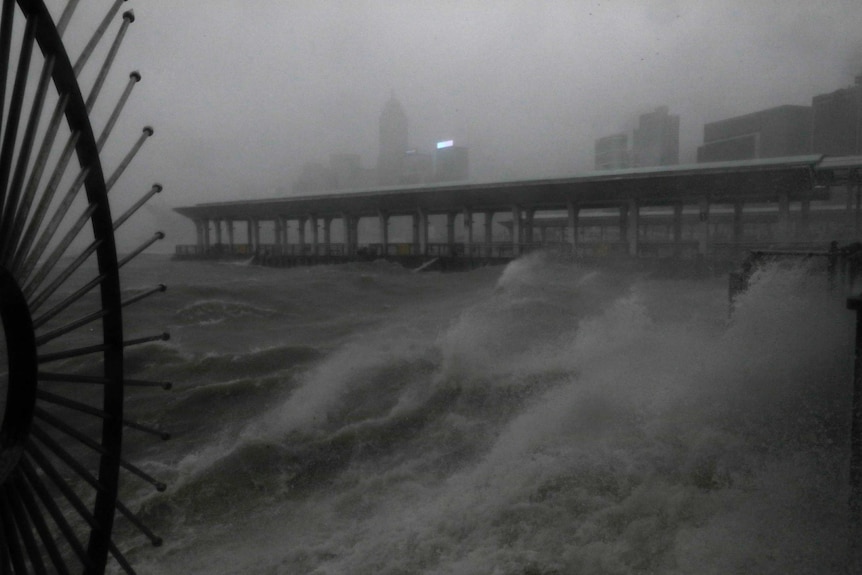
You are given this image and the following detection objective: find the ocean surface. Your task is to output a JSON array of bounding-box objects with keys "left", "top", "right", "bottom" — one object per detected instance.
[{"left": 98, "top": 252, "right": 853, "bottom": 574}]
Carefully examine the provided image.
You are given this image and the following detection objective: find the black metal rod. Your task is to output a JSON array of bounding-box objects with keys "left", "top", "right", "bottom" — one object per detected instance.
[
  {"left": 34, "top": 407, "right": 106, "bottom": 456},
  {"left": 38, "top": 372, "right": 172, "bottom": 390},
  {"left": 28, "top": 238, "right": 102, "bottom": 315},
  {"left": 3, "top": 485, "right": 49, "bottom": 575},
  {"left": 0, "top": 13, "right": 37, "bottom": 217},
  {"left": 85, "top": 10, "right": 134, "bottom": 113},
  {"left": 113, "top": 183, "right": 161, "bottom": 230},
  {"left": 72, "top": 0, "right": 126, "bottom": 76},
  {"left": 115, "top": 500, "right": 162, "bottom": 547},
  {"left": 105, "top": 126, "right": 153, "bottom": 192},
  {"left": 0, "top": 54, "right": 55, "bottom": 260},
  {"left": 37, "top": 389, "right": 109, "bottom": 420},
  {"left": 0, "top": 0, "right": 16, "bottom": 171},
  {"left": 38, "top": 332, "right": 169, "bottom": 363},
  {"left": 2, "top": 92, "right": 69, "bottom": 267},
  {"left": 119, "top": 459, "right": 166, "bottom": 492},
  {"left": 97, "top": 71, "right": 140, "bottom": 152},
  {"left": 123, "top": 419, "right": 170, "bottom": 441},
  {"left": 107, "top": 541, "right": 136, "bottom": 575},
  {"left": 30, "top": 425, "right": 106, "bottom": 493},
  {"left": 56, "top": 0, "right": 81, "bottom": 36},
  {"left": 34, "top": 306, "right": 104, "bottom": 347},
  {"left": 11, "top": 475, "right": 71, "bottom": 575},
  {"left": 24, "top": 202, "right": 98, "bottom": 298},
  {"left": 0, "top": 491, "right": 28, "bottom": 574},
  {"left": 17, "top": 165, "right": 90, "bottom": 284},
  {"left": 848, "top": 294, "right": 862, "bottom": 571},
  {"left": 10, "top": 130, "right": 80, "bottom": 276},
  {"left": 23, "top": 442, "right": 99, "bottom": 530},
  {"left": 19, "top": 457, "right": 91, "bottom": 569},
  {"left": 118, "top": 231, "right": 164, "bottom": 267}
]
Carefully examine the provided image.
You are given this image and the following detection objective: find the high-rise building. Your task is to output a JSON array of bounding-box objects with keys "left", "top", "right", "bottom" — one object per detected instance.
[
  {"left": 697, "top": 105, "right": 812, "bottom": 163},
  {"left": 401, "top": 149, "right": 434, "bottom": 184},
  {"left": 377, "top": 95, "right": 409, "bottom": 186},
  {"left": 632, "top": 106, "right": 679, "bottom": 167},
  {"left": 594, "top": 133, "right": 630, "bottom": 170},
  {"left": 812, "top": 75, "right": 862, "bottom": 156},
  {"left": 433, "top": 140, "right": 469, "bottom": 182}
]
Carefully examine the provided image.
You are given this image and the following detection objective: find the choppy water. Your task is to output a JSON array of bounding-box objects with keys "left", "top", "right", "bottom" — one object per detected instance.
[{"left": 103, "top": 253, "right": 853, "bottom": 574}]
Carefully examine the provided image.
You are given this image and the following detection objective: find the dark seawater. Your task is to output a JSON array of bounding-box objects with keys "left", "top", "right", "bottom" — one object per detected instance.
[{"left": 102, "top": 253, "right": 852, "bottom": 574}]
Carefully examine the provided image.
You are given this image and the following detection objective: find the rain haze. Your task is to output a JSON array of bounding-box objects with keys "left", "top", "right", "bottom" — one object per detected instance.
[{"left": 59, "top": 0, "right": 862, "bottom": 251}]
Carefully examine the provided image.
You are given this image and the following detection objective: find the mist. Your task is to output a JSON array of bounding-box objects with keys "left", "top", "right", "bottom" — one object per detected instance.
[{"left": 54, "top": 1, "right": 862, "bottom": 250}]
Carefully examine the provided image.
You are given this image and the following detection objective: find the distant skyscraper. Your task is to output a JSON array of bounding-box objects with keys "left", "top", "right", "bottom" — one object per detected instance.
[
  {"left": 377, "top": 95, "right": 409, "bottom": 186},
  {"left": 812, "top": 75, "right": 862, "bottom": 156},
  {"left": 433, "top": 140, "right": 469, "bottom": 182},
  {"left": 697, "top": 105, "right": 812, "bottom": 162},
  {"left": 595, "top": 133, "right": 630, "bottom": 170},
  {"left": 633, "top": 106, "right": 679, "bottom": 167}
]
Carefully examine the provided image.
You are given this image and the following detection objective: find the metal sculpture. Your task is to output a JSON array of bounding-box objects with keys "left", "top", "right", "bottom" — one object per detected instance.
[{"left": 0, "top": 1, "right": 169, "bottom": 573}]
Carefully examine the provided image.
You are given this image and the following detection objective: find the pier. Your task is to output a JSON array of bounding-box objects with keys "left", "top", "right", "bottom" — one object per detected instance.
[{"left": 174, "top": 154, "right": 862, "bottom": 268}]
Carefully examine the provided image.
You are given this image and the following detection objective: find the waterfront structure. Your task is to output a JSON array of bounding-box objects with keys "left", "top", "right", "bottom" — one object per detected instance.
[
  {"left": 697, "top": 105, "right": 812, "bottom": 162},
  {"left": 378, "top": 95, "right": 410, "bottom": 185},
  {"left": 813, "top": 75, "right": 862, "bottom": 156},
  {"left": 595, "top": 133, "right": 630, "bottom": 170},
  {"left": 633, "top": 106, "right": 679, "bottom": 167},
  {"left": 176, "top": 155, "right": 862, "bottom": 265}
]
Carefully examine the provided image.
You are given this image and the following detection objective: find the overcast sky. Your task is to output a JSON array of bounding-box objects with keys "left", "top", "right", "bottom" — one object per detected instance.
[{"left": 49, "top": 0, "right": 862, "bottom": 248}]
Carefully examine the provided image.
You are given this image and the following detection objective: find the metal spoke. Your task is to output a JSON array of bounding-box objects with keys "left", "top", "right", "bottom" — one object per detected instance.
[
  {"left": 39, "top": 372, "right": 172, "bottom": 389},
  {"left": 105, "top": 126, "right": 153, "bottom": 192},
  {"left": 97, "top": 71, "right": 140, "bottom": 152},
  {"left": 10, "top": 475, "right": 71, "bottom": 575},
  {"left": 23, "top": 443, "right": 99, "bottom": 531},
  {"left": 30, "top": 425, "right": 105, "bottom": 494},
  {"left": 113, "top": 183, "right": 160, "bottom": 230},
  {"left": 28, "top": 238, "right": 102, "bottom": 314},
  {"left": 2, "top": 486, "right": 48, "bottom": 575},
  {"left": 0, "top": 0, "right": 15, "bottom": 142},
  {"left": 86, "top": 10, "right": 134, "bottom": 113},
  {"left": 72, "top": 0, "right": 126, "bottom": 76},
  {"left": 115, "top": 501, "right": 161, "bottom": 547},
  {"left": 0, "top": 490, "right": 28, "bottom": 574},
  {"left": 37, "top": 332, "right": 169, "bottom": 364}
]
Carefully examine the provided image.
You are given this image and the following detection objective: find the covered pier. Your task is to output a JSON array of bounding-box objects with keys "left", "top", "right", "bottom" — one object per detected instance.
[{"left": 174, "top": 155, "right": 862, "bottom": 267}]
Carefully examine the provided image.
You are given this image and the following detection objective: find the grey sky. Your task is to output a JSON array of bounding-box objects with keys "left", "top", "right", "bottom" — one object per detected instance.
[{"left": 53, "top": 1, "right": 862, "bottom": 248}]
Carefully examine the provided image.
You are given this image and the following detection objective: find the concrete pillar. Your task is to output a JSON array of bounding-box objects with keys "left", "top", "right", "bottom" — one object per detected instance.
[
  {"left": 777, "top": 191, "right": 790, "bottom": 242},
  {"left": 627, "top": 199, "right": 638, "bottom": 257},
  {"left": 227, "top": 220, "right": 235, "bottom": 253},
  {"left": 342, "top": 213, "right": 356, "bottom": 256},
  {"left": 446, "top": 212, "right": 456, "bottom": 256},
  {"left": 214, "top": 219, "right": 223, "bottom": 246},
  {"left": 484, "top": 211, "right": 494, "bottom": 257},
  {"left": 298, "top": 217, "right": 306, "bottom": 253},
  {"left": 733, "top": 201, "right": 744, "bottom": 245},
  {"left": 799, "top": 200, "right": 810, "bottom": 238},
  {"left": 195, "top": 220, "right": 204, "bottom": 252},
  {"left": 323, "top": 217, "right": 332, "bottom": 254},
  {"left": 523, "top": 207, "right": 535, "bottom": 245},
  {"left": 463, "top": 208, "right": 473, "bottom": 256},
  {"left": 378, "top": 210, "right": 389, "bottom": 256},
  {"left": 619, "top": 203, "right": 629, "bottom": 250},
  {"left": 511, "top": 205, "right": 522, "bottom": 256},
  {"left": 246, "top": 219, "right": 253, "bottom": 253},
  {"left": 697, "top": 197, "right": 710, "bottom": 256},
  {"left": 274, "top": 218, "right": 283, "bottom": 254},
  {"left": 310, "top": 214, "right": 319, "bottom": 255},
  {"left": 672, "top": 203, "right": 683, "bottom": 256},
  {"left": 417, "top": 209, "right": 428, "bottom": 256},
  {"left": 412, "top": 213, "right": 420, "bottom": 255},
  {"left": 567, "top": 200, "right": 579, "bottom": 256},
  {"left": 202, "top": 218, "right": 211, "bottom": 252}
]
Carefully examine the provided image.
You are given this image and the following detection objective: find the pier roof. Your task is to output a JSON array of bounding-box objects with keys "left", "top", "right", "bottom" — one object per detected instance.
[{"left": 175, "top": 155, "right": 851, "bottom": 221}]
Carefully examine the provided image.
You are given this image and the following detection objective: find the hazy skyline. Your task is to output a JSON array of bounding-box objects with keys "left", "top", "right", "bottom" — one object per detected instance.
[{"left": 53, "top": 1, "right": 862, "bottom": 248}]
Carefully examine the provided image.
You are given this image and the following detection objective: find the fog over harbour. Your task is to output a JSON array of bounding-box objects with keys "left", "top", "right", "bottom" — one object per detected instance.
[{"left": 50, "top": 0, "right": 862, "bottom": 251}]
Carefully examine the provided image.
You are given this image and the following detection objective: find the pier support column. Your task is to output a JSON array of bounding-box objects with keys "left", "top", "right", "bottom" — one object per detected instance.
[
  {"left": 567, "top": 200, "right": 580, "bottom": 257},
  {"left": 378, "top": 210, "right": 389, "bottom": 257},
  {"left": 417, "top": 209, "right": 428, "bottom": 256},
  {"left": 733, "top": 201, "right": 744, "bottom": 247},
  {"left": 323, "top": 217, "right": 332, "bottom": 255},
  {"left": 227, "top": 220, "right": 235, "bottom": 254},
  {"left": 309, "top": 214, "right": 319, "bottom": 256},
  {"left": 195, "top": 220, "right": 204, "bottom": 253},
  {"left": 484, "top": 211, "right": 494, "bottom": 257},
  {"left": 463, "top": 208, "right": 473, "bottom": 257},
  {"left": 342, "top": 213, "right": 355, "bottom": 256},
  {"left": 697, "top": 198, "right": 710, "bottom": 256},
  {"left": 800, "top": 199, "right": 810, "bottom": 238},
  {"left": 446, "top": 212, "right": 456, "bottom": 256},
  {"left": 619, "top": 203, "right": 629, "bottom": 254},
  {"left": 673, "top": 203, "right": 683, "bottom": 257},
  {"left": 274, "top": 218, "right": 283, "bottom": 254},
  {"left": 297, "top": 217, "right": 306, "bottom": 254},
  {"left": 523, "top": 208, "right": 535, "bottom": 248},
  {"left": 778, "top": 191, "right": 791, "bottom": 242},
  {"left": 203, "top": 219, "right": 211, "bottom": 253},
  {"left": 511, "top": 205, "right": 522, "bottom": 256},
  {"left": 627, "top": 200, "right": 639, "bottom": 257},
  {"left": 214, "top": 219, "right": 223, "bottom": 248}
]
